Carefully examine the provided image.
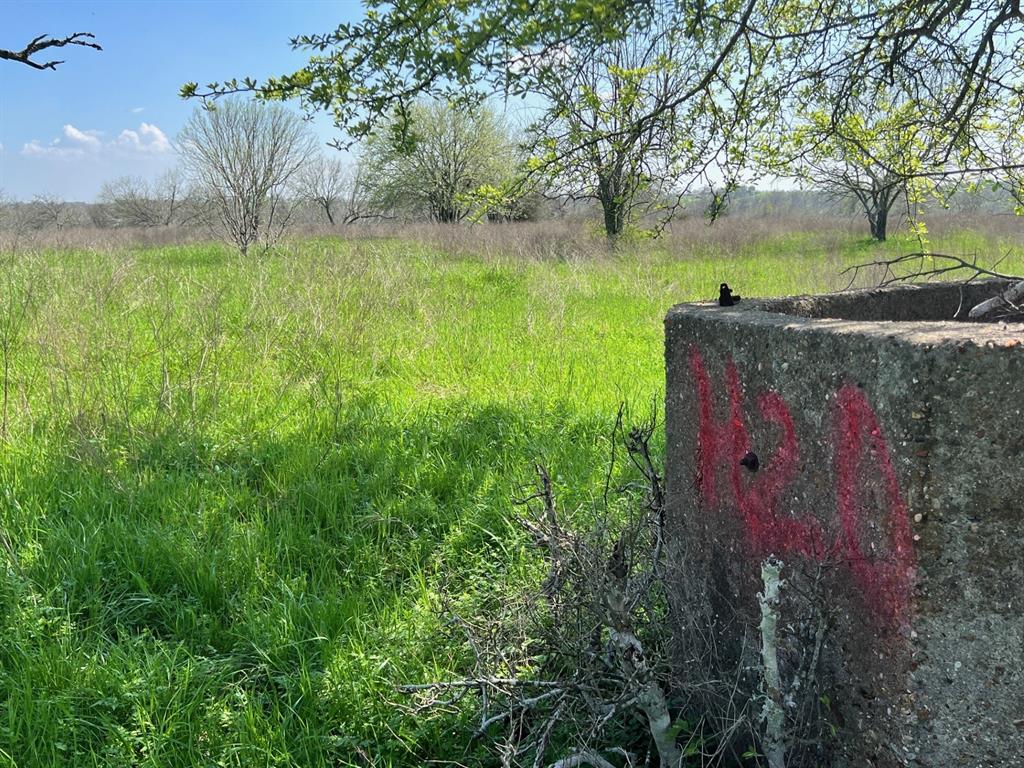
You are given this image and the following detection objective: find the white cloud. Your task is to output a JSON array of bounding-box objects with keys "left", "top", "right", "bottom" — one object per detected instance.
[
  {"left": 21, "top": 139, "right": 83, "bottom": 158},
  {"left": 116, "top": 122, "right": 171, "bottom": 153},
  {"left": 131, "top": 106, "right": 145, "bottom": 114},
  {"left": 63, "top": 124, "right": 103, "bottom": 149},
  {"left": 21, "top": 122, "right": 173, "bottom": 158},
  {"left": 0, "top": 142, "right": 4, "bottom": 153}
]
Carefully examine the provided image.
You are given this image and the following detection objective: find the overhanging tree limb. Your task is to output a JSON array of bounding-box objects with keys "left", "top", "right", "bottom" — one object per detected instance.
[
  {"left": 179, "top": 0, "right": 1024, "bottom": 217},
  {"left": 0, "top": 32, "right": 101, "bottom": 70}
]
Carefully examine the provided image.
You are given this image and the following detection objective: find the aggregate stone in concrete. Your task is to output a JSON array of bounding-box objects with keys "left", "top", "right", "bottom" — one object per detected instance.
[{"left": 664, "top": 280, "right": 1024, "bottom": 767}]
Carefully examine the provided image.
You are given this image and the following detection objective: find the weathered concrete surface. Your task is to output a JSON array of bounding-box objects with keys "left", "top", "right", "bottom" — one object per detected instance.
[{"left": 664, "top": 281, "right": 1024, "bottom": 767}]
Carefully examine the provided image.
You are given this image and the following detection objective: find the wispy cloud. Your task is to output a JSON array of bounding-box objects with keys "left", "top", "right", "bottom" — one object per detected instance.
[
  {"left": 21, "top": 138, "right": 84, "bottom": 158},
  {"left": 131, "top": 106, "right": 145, "bottom": 114},
  {"left": 21, "top": 122, "right": 172, "bottom": 158}
]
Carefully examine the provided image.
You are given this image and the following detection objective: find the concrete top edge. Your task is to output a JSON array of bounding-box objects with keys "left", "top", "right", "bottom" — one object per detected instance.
[{"left": 665, "top": 300, "right": 1024, "bottom": 348}]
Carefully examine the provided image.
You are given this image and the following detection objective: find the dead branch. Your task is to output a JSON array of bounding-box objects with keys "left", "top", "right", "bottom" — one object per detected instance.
[
  {"left": 397, "top": 679, "right": 564, "bottom": 693},
  {"left": 843, "top": 251, "right": 1024, "bottom": 321},
  {"left": 758, "top": 558, "right": 786, "bottom": 768},
  {"left": 0, "top": 33, "right": 101, "bottom": 70},
  {"left": 400, "top": 409, "right": 844, "bottom": 766},
  {"left": 841, "top": 251, "right": 1021, "bottom": 290},
  {"left": 968, "top": 278, "right": 1024, "bottom": 319},
  {"left": 548, "top": 750, "right": 616, "bottom": 768}
]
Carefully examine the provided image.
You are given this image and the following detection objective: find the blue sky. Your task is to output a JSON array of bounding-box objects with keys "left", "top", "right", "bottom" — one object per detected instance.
[{"left": 1, "top": 1, "right": 365, "bottom": 200}]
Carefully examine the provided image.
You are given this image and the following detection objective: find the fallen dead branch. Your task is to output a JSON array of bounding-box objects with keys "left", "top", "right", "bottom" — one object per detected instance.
[
  {"left": 841, "top": 251, "right": 1020, "bottom": 289},
  {"left": 968, "top": 277, "right": 1024, "bottom": 319}
]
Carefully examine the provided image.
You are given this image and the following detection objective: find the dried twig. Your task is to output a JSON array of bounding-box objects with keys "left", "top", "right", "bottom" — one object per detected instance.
[
  {"left": 548, "top": 750, "right": 616, "bottom": 768},
  {"left": 758, "top": 558, "right": 786, "bottom": 768}
]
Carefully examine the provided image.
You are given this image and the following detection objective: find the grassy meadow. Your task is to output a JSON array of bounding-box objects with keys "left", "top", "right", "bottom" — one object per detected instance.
[{"left": 0, "top": 218, "right": 1022, "bottom": 766}]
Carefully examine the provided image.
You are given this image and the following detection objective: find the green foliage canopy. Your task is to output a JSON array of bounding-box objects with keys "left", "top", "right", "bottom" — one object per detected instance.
[
  {"left": 182, "top": 1, "right": 1024, "bottom": 207},
  {"left": 361, "top": 100, "right": 518, "bottom": 223}
]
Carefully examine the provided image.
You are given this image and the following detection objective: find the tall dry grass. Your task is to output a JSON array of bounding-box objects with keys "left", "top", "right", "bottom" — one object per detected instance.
[{"left": 5, "top": 209, "right": 1023, "bottom": 265}]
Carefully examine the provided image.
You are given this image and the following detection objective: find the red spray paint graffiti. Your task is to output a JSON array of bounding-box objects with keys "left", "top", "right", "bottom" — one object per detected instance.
[
  {"left": 689, "top": 346, "right": 915, "bottom": 626},
  {"left": 833, "top": 384, "right": 915, "bottom": 624}
]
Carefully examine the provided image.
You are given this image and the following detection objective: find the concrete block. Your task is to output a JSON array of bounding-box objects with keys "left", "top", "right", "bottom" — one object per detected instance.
[{"left": 664, "top": 281, "right": 1024, "bottom": 767}]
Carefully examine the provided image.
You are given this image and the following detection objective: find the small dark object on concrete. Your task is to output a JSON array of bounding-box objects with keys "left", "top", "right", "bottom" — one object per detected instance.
[
  {"left": 740, "top": 451, "right": 759, "bottom": 472},
  {"left": 719, "top": 283, "right": 741, "bottom": 306}
]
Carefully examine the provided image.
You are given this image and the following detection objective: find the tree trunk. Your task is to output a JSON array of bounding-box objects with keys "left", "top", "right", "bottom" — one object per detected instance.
[
  {"left": 864, "top": 181, "right": 900, "bottom": 242},
  {"left": 603, "top": 199, "right": 626, "bottom": 239},
  {"left": 597, "top": 173, "right": 627, "bottom": 240},
  {"left": 869, "top": 206, "right": 888, "bottom": 241},
  {"left": 433, "top": 203, "right": 460, "bottom": 223}
]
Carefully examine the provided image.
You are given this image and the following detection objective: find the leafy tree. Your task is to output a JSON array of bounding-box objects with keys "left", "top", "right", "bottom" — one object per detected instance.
[
  {"left": 770, "top": 70, "right": 995, "bottom": 240},
  {"left": 178, "top": 100, "right": 318, "bottom": 256},
  {"left": 361, "top": 100, "right": 516, "bottom": 223},
  {"left": 994, "top": 96, "right": 1024, "bottom": 214},
  {"left": 526, "top": 8, "right": 752, "bottom": 239},
  {"left": 766, "top": 91, "right": 952, "bottom": 241}
]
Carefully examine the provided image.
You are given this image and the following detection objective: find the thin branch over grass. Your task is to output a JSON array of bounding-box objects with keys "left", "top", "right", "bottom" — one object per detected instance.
[
  {"left": 842, "top": 251, "right": 1024, "bottom": 320},
  {"left": 841, "top": 251, "right": 1022, "bottom": 289}
]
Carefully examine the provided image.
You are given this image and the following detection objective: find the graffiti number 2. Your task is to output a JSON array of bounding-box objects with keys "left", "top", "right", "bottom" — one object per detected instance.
[{"left": 689, "top": 347, "right": 914, "bottom": 625}]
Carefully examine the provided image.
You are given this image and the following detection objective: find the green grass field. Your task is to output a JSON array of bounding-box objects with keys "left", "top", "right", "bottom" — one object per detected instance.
[{"left": 0, "top": 225, "right": 1021, "bottom": 766}]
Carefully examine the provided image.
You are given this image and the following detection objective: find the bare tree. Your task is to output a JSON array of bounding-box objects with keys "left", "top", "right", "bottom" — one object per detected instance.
[
  {"left": 295, "top": 156, "right": 351, "bottom": 225},
  {"left": 97, "top": 176, "right": 162, "bottom": 228},
  {"left": 0, "top": 193, "right": 24, "bottom": 249},
  {"left": 1, "top": 32, "right": 101, "bottom": 70},
  {"left": 0, "top": 191, "right": 13, "bottom": 232},
  {"left": 97, "top": 169, "right": 189, "bottom": 228},
  {"left": 339, "top": 159, "right": 381, "bottom": 224},
  {"left": 178, "top": 100, "right": 317, "bottom": 255},
  {"left": 152, "top": 168, "right": 189, "bottom": 226},
  {"left": 27, "top": 194, "right": 79, "bottom": 231}
]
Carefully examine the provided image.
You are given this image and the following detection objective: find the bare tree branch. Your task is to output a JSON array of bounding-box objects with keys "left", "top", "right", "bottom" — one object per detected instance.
[
  {"left": 0, "top": 32, "right": 101, "bottom": 71},
  {"left": 841, "top": 252, "right": 1021, "bottom": 290},
  {"left": 843, "top": 251, "right": 1024, "bottom": 321}
]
